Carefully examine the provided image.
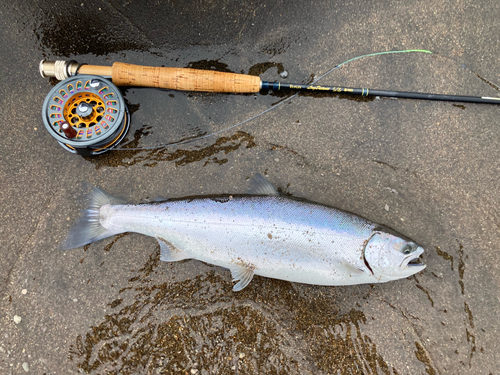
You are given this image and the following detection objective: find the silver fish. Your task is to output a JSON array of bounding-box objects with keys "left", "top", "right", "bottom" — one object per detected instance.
[{"left": 62, "top": 174, "right": 426, "bottom": 291}]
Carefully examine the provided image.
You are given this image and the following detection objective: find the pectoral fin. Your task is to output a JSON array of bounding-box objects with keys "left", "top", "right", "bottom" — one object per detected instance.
[
  {"left": 229, "top": 264, "right": 255, "bottom": 291},
  {"left": 343, "top": 262, "right": 365, "bottom": 276},
  {"left": 156, "top": 236, "right": 189, "bottom": 262}
]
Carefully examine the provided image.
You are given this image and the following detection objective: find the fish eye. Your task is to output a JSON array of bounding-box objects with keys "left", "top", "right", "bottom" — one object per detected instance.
[{"left": 402, "top": 244, "right": 413, "bottom": 255}]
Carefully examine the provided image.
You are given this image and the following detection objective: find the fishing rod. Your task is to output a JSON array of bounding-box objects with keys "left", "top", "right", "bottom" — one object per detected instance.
[
  {"left": 41, "top": 59, "right": 500, "bottom": 104},
  {"left": 39, "top": 59, "right": 500, "bottom": 155}
]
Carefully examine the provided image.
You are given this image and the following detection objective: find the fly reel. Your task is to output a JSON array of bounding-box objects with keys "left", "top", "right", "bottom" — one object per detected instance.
[{"left": 41, "top": 74, "right": 129, "bottom": 155}]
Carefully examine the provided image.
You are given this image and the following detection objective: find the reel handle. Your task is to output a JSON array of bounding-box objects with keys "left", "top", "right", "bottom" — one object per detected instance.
[{"left": 40, "top": 60, "right": 262, "bottom": 93}]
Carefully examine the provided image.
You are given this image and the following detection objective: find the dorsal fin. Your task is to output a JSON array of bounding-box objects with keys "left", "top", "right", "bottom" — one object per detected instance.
[{"left": 246, "top": 174, "right": 280, "bottom": 196}]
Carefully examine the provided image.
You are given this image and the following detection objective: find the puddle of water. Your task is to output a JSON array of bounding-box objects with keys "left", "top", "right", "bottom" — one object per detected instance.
[
  {"left": 457, "top": 242, "right": 466, "bottom": 295},
  {"left": 69, "top": 249, "right": 300, "bottom": 373},
  {"left": 415, "top": 342, "right": 437, "bottom": 375},
  {"left": 454, "top": 242, "right": 476, "bottom": 368},
  {"left": 415, "top": 283, "right": 435, "bottom": 307},
  {"left": 83, "top": 130, "right": 256, "bottom": 169},
  {"left": 471, "top": 71, "right": 500, "bottom": 91},
  {"left": 305, "top": 309, "right": 398, "bottom": 374},
  {"left": 260, "top": 36, "right": 294, "bottom": 57},
  {"left": 34, "top": 4, "right": 151, "bottom": 56},
  {"left": 69, "top": 241, "right": 402, "bottom": 374},
  {"left": 187, "top": 59, "right": 235, "bottom": 73},
  {"left": 433, "top": 242, "right": 476, "bottom": 369},
  {"left": 268, "top": 143, "right": 309, "bottom": 166},
  {"left": 435, "top": 246, "right": 454, "bottom": 271},
  {"left": 249, "top": 62, "right": 286, "bottom": 76}
]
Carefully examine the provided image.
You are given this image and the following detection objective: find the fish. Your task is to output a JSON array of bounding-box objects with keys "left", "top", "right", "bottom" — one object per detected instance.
[{"left": 62, "top": 174, "right": 426, "bottom": 291}]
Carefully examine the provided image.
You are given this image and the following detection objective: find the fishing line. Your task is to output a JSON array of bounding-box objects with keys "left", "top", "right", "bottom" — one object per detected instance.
[
  {"left": 113, "top": 49, "right": 434, "bottom": 151},
  {"left": 41, "top": 49, "right": 499, "bottom": 154}
]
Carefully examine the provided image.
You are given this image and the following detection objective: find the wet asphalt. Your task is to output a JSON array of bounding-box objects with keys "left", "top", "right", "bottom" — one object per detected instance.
[{"left": 1, "top": 0, "right": 499, "bottom": 374}]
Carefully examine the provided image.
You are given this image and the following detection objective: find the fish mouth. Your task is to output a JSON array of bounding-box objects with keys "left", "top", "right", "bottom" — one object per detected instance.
[{"left": 401, "top": 246, "right": 426, "bottom": 270}]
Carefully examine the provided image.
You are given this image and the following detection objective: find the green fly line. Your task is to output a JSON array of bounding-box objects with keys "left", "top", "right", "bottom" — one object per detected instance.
[{"left": 115, "top": 49, "right": 434, "bottom": 151}]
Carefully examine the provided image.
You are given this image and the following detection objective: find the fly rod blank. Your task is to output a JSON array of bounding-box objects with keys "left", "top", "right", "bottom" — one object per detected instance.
[{"left": 40, "top": 59, "right": 500, "bottom": 105}]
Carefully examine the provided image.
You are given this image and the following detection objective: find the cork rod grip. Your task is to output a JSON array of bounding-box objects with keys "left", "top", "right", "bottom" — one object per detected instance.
[
  {"left": 78, "top": 65, "right": 113, "bottom": 76},
  {"left": 110, "top": 62, "right": 262, "bottom": 93}
]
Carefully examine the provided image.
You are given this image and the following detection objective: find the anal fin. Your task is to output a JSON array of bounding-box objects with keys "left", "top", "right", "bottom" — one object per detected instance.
[
  {"left": 156, "top": 236, "right": 189, "bottom": 262},
  {"left": 228, "top": 264, "right": 255, "bottom": 291}
]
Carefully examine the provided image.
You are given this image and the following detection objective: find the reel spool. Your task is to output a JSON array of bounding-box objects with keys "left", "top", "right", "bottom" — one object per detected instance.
[{"left": 41, "top": 74, "right": 129, "bottom": 155}]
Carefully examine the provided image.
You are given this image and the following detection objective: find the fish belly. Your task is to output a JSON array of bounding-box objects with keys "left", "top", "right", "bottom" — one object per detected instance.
[{"left": 104, "top": 196, "right": 377, "bottom": 285}]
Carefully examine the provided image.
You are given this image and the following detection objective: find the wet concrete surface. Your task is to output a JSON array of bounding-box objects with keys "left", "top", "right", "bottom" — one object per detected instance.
[{"left": 1, "top": 0, "right": 499, "bottom": 373}]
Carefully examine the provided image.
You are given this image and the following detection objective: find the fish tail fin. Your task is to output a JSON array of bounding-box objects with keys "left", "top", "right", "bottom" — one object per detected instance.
[{"left": 60, "top": 186, "right": 126, "bottom": 250}]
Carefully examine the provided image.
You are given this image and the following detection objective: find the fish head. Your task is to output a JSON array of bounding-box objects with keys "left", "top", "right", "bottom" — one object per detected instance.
[{"left": 364, "top": 232, "right": 426, "bottom": 281}]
